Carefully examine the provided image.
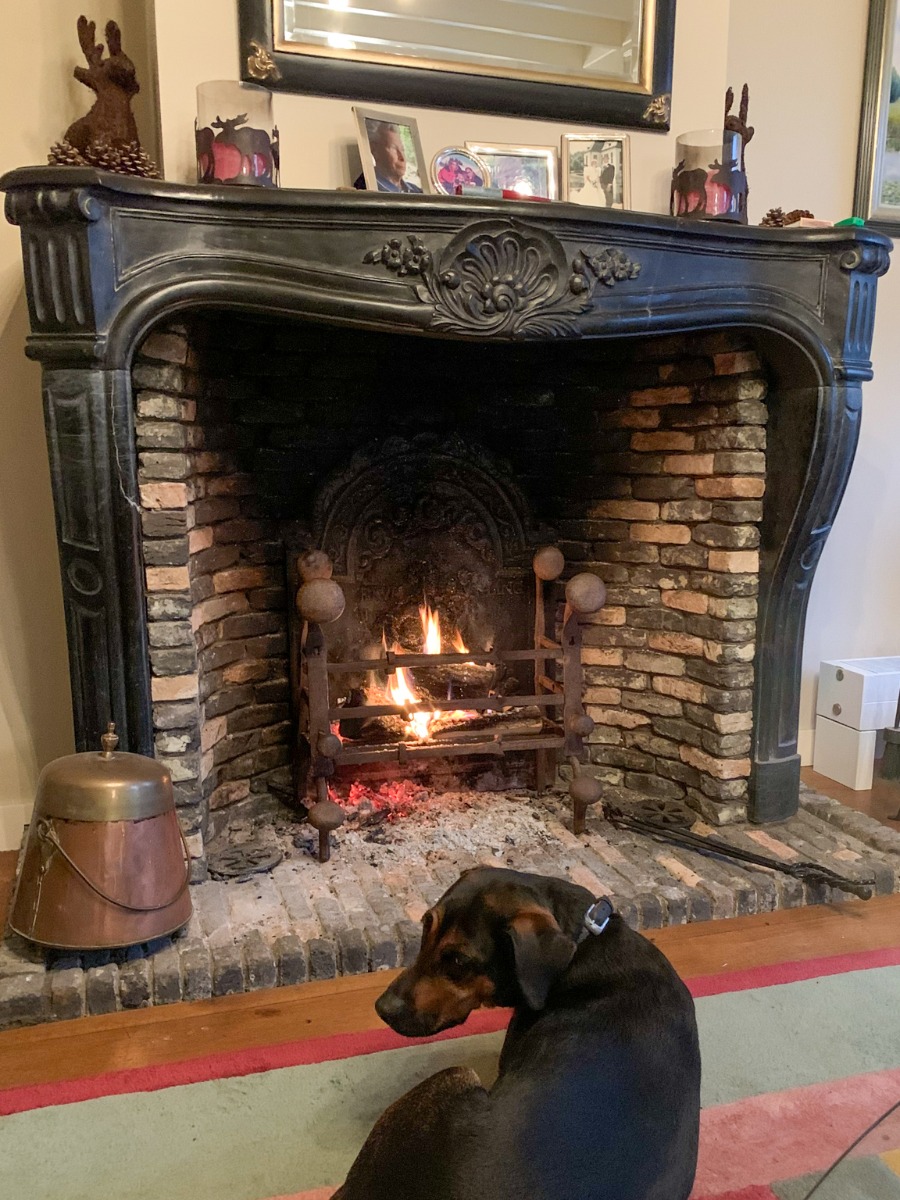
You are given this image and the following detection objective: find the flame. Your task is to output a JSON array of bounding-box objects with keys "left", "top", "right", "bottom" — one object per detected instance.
[
  {"left": 387, "top": 662, "right": 434, "bottom": 740},
  {"left": 372, "top": 600, "right": 472, "bottom": 742},
  {"left": 420, "top": 602, "right": 442, "bottom": 655}
]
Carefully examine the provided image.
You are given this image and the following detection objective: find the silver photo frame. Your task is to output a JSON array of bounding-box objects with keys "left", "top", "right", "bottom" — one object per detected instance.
[
  {"left": 353, "top": 106, "right": 430, "bottom": 194},
  {"left": 561, "top": 134, "right": 631, "bottom": 209}
]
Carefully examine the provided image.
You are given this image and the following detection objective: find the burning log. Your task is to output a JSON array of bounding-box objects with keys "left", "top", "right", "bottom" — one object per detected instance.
[
  {"left": 429, "top": 708, "right": 545, "bottom": 742},
  {"left": 415, "top": 659, "right": 502, "bottom": 694}
]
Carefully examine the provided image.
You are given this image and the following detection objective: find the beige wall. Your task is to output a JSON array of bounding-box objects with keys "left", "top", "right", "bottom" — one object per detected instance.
[
  {"left": 727, "top": 0, "right": 900, "bottom": 762},
  {"left": 0, "top": 0, "right": 156, "bottom": 849}
]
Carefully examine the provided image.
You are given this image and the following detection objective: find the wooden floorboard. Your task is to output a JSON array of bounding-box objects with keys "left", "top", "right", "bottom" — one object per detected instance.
[
  {"left": 3, "top": 892, "right": 899, "bottom": 1090},
  {"left": 2, "top": 770, "right": 899, "bottom": 1089},
  {"left": 801, "top": 765, "right": 900, "bottom": 830}
]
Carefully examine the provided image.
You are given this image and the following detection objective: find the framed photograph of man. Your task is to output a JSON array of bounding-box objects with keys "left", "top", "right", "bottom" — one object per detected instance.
[
  {"left": 353, "top": 106, "right": 429, "bottom": 194},
  {"left": 465, "top": 144, "right": 558, "bottom": 200},
  {"left": 561, "top": 135, "right": 631, "bottom": 208}
]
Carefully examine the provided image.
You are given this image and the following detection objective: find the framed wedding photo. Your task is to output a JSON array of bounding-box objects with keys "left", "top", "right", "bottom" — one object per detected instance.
[
  {"left": 465, "top": 143, "right": 558, "bottom": 200},
  {"left": 854, "top": 0, "right": 900, "bottom": 233},
  {"left": 561, "top": 135, "right": 631, "bottom": 208},
  {"left": 353, "top": 106, "right": 429, "bottom": 194}
]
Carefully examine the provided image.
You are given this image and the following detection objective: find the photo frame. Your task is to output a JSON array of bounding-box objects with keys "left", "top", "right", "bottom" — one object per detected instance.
[
  {"left": 431, "top": 147, "right": 492, "bottom": 196},
  {"left": 353, "top": 106, "right": 430, "bottom": 194},
  {"left": 561, "top": 134, "right": 631, "bottom": 209},
  {"left": 854, "top": 0, "right": 900, "bottom": 234},
  {"left": 465, "top": 143, "right": 558, "bottom": 200}
]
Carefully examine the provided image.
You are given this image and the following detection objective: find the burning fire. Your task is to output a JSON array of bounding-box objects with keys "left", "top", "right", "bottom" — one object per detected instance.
[{"left": 383, "top": 602, "right": 470, "bottom": 741}]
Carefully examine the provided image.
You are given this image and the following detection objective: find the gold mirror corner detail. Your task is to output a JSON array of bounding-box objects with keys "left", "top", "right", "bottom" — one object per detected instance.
[
  {"left": 642, "top": 93, "right": 671, "bottom": 127},
  {"left": 247, "top": 38, "right": 282, "bottom": 83}
]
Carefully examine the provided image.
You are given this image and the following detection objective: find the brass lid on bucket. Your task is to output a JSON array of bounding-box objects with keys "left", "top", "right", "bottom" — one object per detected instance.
[{"left": 34, "top": 723, "right": 175, "bottom": 822}]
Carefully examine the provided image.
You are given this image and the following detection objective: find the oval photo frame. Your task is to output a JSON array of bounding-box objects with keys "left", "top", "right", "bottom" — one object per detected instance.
[{"left": 431, "top": 148, "right": 493, "bottom": 196}]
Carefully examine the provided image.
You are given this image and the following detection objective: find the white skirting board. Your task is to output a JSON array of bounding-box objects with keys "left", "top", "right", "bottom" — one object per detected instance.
[
  {"left": 798, "top": 728, "right": 814, "bottom": 767},
  {"left": 0, "top": 802, "right": 31, "bottom": 853}
]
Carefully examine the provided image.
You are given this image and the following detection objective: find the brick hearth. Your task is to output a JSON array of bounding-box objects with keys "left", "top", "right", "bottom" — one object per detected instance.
[{"left": 1, "top": 784, "right": 899, "bottom": 1029}]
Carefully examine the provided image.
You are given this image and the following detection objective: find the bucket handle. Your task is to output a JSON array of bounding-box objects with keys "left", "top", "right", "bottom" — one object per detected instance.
[{"left": 36, "top": 819, "right": 192, "bottom": 913}]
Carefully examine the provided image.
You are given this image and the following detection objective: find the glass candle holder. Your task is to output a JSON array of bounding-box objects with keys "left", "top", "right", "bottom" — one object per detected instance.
[
  {"left": 195, "top": 81, "right": 280, "bottom": 188},
  {"left": 670, "top": 129, "right": 746, "bottom": 222}
]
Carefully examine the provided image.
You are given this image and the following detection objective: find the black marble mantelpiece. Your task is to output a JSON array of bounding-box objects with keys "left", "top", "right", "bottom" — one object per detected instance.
[{"left": 2, "top": 167, "right": 892, "bottom": 821}]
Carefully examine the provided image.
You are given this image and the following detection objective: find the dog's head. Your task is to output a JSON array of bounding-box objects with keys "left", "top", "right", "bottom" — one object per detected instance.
[{"left": 375, "top": 867, "right": 594, "bottom": 1037}]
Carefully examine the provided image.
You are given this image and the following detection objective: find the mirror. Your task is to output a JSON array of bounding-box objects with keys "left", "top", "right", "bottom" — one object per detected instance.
[{"left": 238, "top": 0, "right": 675, "bottom": 129}]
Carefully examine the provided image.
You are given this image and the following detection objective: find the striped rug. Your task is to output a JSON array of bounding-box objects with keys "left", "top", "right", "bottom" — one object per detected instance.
[{"left": 3, "top": 948, "right": 900, "bottom": 1200}]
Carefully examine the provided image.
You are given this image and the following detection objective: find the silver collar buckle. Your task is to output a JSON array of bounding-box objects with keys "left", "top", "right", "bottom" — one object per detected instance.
[{"left": 583, "top": 897, "right": 614, "bottom": 936}]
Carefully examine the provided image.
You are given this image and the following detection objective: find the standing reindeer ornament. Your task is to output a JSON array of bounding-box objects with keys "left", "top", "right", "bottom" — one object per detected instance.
[
  {"left": 722, "top": 83, "right": 754, "bottom": 223},
  {"left": 48, "top": 15, "right": 159, "bottom": 178}
]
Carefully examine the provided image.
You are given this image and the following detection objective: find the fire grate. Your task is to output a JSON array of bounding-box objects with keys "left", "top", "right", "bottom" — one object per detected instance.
[{"left": 295, "top": 546, "right": 608, "bottom": 860}]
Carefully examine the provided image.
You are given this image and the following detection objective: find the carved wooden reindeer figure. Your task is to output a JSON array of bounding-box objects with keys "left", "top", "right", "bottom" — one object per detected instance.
[
  {"left": 65, "top": 16, "right": 140, "bottom": 154},
  {"left": 724, "top": 84, "right": 754, "bottom": 174}
]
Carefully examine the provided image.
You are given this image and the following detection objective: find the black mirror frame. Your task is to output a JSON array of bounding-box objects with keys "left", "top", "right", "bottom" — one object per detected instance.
[{"left": 237, "top": 0, "right": 676, "bottom": 131}]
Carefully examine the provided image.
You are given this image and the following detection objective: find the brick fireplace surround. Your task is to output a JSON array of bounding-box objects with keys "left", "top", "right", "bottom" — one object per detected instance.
[
  {"left": 2, "top": 169, "right": 892, "bottom": 877},
  {"left": 133, "top": 318, "right": 770, "bottom": 863}
]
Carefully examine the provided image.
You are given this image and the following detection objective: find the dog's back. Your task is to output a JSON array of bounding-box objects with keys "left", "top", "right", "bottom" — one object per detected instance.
[
  {"left": 336, "top": 869, "right": 700, "bottom": 1200},
  {"left": 481, "top": 917, "right": 700, "bottom": 1200}
]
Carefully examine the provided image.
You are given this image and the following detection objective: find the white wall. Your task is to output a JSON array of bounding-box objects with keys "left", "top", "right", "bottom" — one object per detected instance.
[
  {"left": 0, "top": 0, "right": 156, "bottom": 850},
  {"left": 727, "top": 0, "right": 900, "bottom": 763}
]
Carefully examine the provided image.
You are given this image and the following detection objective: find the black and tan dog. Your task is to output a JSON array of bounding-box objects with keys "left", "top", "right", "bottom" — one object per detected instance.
[{"left": 334, "top": 866, "right": 701, "bottom": 1200}]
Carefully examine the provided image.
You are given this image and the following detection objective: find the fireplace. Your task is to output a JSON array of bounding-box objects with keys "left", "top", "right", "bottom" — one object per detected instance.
[
  {"left": 2, "top": 168, "right": 892, "bottom": 882},
  {"left": 130, "top": 313, "right": 776, "bottom": 869}
]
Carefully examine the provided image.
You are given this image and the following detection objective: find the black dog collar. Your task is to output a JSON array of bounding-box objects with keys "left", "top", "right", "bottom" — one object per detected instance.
[{"left": 582, "top": 896, "right": 614, "bottom": 937}]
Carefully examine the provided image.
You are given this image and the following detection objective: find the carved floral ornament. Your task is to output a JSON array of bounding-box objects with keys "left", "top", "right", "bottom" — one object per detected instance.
[{"left": 363, "top": 221, "right": 641, "bottom": 338}]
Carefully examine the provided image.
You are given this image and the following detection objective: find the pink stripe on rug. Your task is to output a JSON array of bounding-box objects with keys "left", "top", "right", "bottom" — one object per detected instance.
[
  {"left": 691, "top": 1065, "right": 900, "bottom": 1196},
  {"left": 268, "top": 1181, "right": 788, "bottom": 1200},
  {"left": 693, "top": 1190, "right": 779, "bottom": 1200},
  {"left": 687, "top": 944, "right": 900, "bottom": 998},
  {"left": 271, "top": 1187, "right": 786, "bottom": 1200},
  {"left": 3, "top": 944, "right": 899, "bottom": 1116},
  {"left": 0, "top": 1009, "right": 511, "bottom": 1116},
  {"left": 268, "top": 1191, "right": 336, "bottom": 1200}
]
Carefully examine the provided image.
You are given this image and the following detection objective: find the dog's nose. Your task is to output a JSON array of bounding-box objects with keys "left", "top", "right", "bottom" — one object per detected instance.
[{"left": 375, "top": 989, "right": 407, "bottom": 1026}]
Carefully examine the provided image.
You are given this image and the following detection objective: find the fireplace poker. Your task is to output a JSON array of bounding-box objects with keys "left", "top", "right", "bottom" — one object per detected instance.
[{"left": 602, "top": 804, "right": 876, "bottom": 900}]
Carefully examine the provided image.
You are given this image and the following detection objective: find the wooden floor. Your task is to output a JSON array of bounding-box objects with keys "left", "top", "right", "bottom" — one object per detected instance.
[{"left": 1, "top": 767, "right": 899, "bottom": 1090}]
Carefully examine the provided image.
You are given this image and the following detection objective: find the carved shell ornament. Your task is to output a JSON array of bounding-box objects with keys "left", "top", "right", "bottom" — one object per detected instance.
[{"left": 363, "top": 220, "right": 641, "bottom": 338}]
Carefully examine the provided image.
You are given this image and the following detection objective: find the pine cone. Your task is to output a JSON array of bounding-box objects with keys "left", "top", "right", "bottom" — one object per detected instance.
[
  {"left": 82, "top": 137, "right": 161, "bottom": 180},
  {"left": 48, "top": 139, "right": 88, "bottom": 167},
  {"left": 783, "top": 209, "right": 815, "bottom": 225},
  {"left": 760, "top": 207, "right": 786, "bottom": 227}
]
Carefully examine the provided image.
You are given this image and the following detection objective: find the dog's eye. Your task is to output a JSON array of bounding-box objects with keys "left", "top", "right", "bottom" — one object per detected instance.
[{"left": 441, "top": 950, "right": 475, "bottom": 978}]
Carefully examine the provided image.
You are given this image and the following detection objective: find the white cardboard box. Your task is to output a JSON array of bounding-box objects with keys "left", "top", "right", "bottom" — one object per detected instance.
[
  {"left": 814, "top": 656, "right": 900, "bottom": 789},
  {"left": 813, "top": 717, "right": 884, "bottom": 790},
  {"left": 817, "top": 657, "right": 900, "bottom": 731}
]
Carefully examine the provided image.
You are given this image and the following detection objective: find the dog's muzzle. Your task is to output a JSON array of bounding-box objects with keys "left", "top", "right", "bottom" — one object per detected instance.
[{"left": 375, "top": 983, "right": 442, "bottom": 1037}]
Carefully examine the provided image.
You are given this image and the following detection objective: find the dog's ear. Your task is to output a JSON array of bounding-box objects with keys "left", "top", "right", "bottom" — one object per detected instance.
[{"left": 508, "top": 906, "right": 576, "bottom": 1010}]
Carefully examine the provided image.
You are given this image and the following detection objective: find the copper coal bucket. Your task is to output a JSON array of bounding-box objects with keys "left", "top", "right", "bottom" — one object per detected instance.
[{"left": 9, "top": 725, "right": 192, "bottom": 949}]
